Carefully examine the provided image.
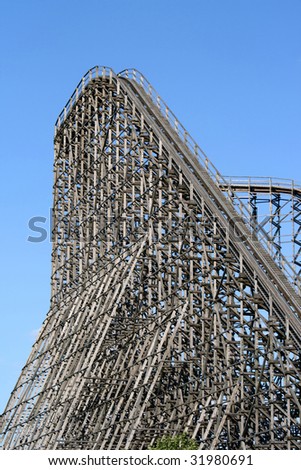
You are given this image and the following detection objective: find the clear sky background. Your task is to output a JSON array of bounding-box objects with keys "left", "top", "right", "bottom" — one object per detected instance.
[{"left": 0, "top": 0, "right": 300, "bottom": 412}]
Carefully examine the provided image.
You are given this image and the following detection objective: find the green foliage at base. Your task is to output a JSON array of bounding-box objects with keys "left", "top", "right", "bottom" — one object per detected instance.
[{"left": 149, "top": 433, "right": 199, "bottom": 450}]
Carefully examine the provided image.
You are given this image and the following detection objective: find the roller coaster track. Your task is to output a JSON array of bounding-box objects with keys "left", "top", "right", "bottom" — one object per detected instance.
[
  {"left": 219, "top": 177, "right": 301, "bottom": 197},
  {"left": 1, "top": 66, "right": 301, "bottom": 450}
]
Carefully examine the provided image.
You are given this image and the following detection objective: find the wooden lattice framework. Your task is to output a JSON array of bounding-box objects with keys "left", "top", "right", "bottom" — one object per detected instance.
[
  {"left": 1, "top": 67, "right": 301, "bottom": 450},
  {"left": 219, "top": 177, "right": 301, "bottom": 292}
]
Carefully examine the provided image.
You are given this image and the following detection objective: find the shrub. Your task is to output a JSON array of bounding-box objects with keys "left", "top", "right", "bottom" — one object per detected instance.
[{"left": 149, "top": 433, "right": 198, "bottom": 450}]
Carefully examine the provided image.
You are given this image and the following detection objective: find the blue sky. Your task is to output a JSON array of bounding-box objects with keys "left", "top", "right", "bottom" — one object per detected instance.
[{"left": 0, "top": 0, "right": 300, "bottom": 412}]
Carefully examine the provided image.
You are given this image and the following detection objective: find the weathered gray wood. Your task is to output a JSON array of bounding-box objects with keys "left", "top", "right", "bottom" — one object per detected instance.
[{"left": 1, "top": 66, "right": 301, "bottom": 450}]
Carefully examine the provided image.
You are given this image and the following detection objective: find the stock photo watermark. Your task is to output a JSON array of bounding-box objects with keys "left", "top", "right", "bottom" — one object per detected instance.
[{"left": 27, "top": 209, "right": 272, "bottom": 245}]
